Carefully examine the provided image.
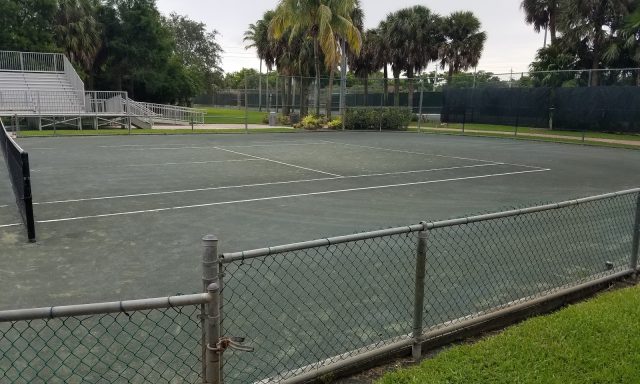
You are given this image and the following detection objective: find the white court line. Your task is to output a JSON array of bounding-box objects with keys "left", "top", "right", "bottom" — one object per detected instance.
[
  {"left": 214, "top": 146, "right": 343, "bottom": 177},
  {"left": 320, "top": 140, "right": 546, "bottom": 170},
  {"left": 111, "top": 142, "right": 328, "bottom": 151},
  {"left": 24, "top": 163, "right": 502, "bottom": 206},
  {"left": 98, "top": 140, "right": 313, "bottom": 148},
  {"left": 29, "top": 168, "right": 550, "bottom": 225},
  {"left": 31, "top": 158, "right": 263, "bottom": 173},
  {"left": 0, "top": 223, "right": 20, "bottom": 228}
]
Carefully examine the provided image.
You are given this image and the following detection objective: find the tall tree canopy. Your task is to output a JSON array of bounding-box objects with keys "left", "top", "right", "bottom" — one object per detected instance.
[
  {"left": 270, "top": 0, "right": 362, "bottom": 115},
  {"left": 439, "top": 11, "right": 487, "bottom": 83}
]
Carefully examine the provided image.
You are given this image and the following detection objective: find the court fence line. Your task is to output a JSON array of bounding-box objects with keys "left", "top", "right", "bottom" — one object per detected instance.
[{"left": 1, "top": 188, "right": 639, "bottom": 383}]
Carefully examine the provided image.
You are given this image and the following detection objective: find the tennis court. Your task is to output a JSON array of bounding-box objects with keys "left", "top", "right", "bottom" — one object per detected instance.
[{"left": 1, "top": 131, "right": 640, "bottom": 310}]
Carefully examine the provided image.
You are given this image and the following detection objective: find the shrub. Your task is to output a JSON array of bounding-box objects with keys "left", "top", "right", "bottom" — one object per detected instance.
[
  {"left": 344, "top": 107, "right": 412, "bottom": 131},
  {"left": 301, "top": 114, "right": 324, "bottom": 130},
  {"left": 327, "top": 118, "right": 342, "bottom": 129}
]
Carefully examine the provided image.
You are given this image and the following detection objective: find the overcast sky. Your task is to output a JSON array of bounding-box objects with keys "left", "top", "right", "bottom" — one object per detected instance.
[{"left": 156, "top": 0, "right": 544, "bottom": 75}]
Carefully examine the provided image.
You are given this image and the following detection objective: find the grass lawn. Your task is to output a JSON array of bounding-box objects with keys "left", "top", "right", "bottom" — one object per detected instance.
[
  {"left": 378, "top": 283, "right": 640, "bottom": 384},
  {"left": 197, "top": 106, "right": 269, "bottom": 125},
  {"left": 411, "top": 122, "right": 640, "bottom": 142},
  {"left": 17, "top": 128, "right": 295, "bottom": 137}
]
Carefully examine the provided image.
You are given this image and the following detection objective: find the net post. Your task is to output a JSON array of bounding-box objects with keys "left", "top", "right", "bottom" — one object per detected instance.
[
  {"left": 412, "top": 226, "right": 428, "bottom": 360},
  {"left": 21, "top": 152, "right": 36, "bottom": 243},
  {"left": 630, "top": 194, "right": 640, "bottom": 272},
  {"left": 202, "top": 235, "right": 222, "bottom": 384}
]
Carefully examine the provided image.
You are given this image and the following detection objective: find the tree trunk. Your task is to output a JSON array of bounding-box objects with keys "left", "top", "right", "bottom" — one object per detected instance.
[
  {"left": 258, "top": 60, "right": 263, "bottom": 112},
  {"left": 407, "top": 68, "right": 414, "bottom": 111},
  {"left": 447, "top": 65, "right": 455, "bottom": 85},
  {"left": 549, "top": 11, "right": 557, "bottom": 45},
  {"left": 393, "top": 72, "right": 400, "bottom": 107},
  {"left": 301, "top": 78, "right": 309, "bottom": 117},
  {"left": 383, "top": 65, "right": 388, "bottom": 105},
  {"left": 326, "top": 65, "right": 336, "bottom": 119},
  {"left": 364, "top": 73, "right": 369, "bottom": 107},
  {"left": 285, "top": 75, "right": 293, "bottom": 116},
  {"left": 313, "top": 37, "right": 321, "bottom": 116}
]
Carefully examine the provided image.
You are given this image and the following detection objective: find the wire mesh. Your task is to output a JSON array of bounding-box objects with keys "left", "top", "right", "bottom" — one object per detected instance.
[
  {"left": 222, "top": 233, "right": 418, "bottom": 383},
  {"left": 221, "top": 192, "right": 638, "bottom": 383},
  {"left": 425, "top": 193, "right": 637, "bottom": 329},
  {"left": 0, "top": 306, "right": 202, "bottom": 384}
]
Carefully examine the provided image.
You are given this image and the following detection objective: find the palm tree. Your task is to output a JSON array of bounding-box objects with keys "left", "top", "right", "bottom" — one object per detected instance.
[
  {"left": 54, "top": 0, "right": 102, "bottom": 84},
  {"left": 521, "top": 0, "right": 559, "bottom": 46},
  {"left": 270, "top": 0, "right": 362, "bottom": 116},
  {"left": 245, "top": 11, "right": 277, "bottom": 111},
  {"left": 439, "top": 11, "right": 487, "bottom": 84},
  {"left": 383, "top": 6, "right": 442, "bottom": 107},
  {"left": 558, "top": 0, "right": 632, "bottom": 86},
  {"left": 348, "top": 29, "right": 384, "bottom": 105}
]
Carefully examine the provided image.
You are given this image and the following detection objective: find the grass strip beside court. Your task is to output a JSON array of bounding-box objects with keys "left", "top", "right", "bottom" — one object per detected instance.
[
  {"left": 200, "top": 106, "right": 269, "bottom": 125},
  {"left": 377, "top": 283, "right": 640, "bottom": 384}
]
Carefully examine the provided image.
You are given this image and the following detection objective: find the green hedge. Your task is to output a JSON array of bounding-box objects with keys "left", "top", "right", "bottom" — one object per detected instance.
[{"left": 344, "top": 107, "right": 413, "bottom": 131}]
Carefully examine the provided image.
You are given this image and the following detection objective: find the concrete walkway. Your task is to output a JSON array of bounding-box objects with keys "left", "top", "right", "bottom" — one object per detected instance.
[{"left": 152, "top": 123, "right": 293, "bottom": 130}]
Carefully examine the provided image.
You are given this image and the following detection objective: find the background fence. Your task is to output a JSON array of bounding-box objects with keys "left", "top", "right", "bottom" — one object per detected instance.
[
  {"left": 195, "top": 68, "right": 640, "bottom": 133},
  {"left": 1, "top": 189, "right": 639, "bottom": 383}
]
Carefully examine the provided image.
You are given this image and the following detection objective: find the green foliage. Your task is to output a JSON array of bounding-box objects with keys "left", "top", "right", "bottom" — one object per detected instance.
[
  {"left": 166, "top": 13, "right": 223, "bottom": 95},
  {"left": 344, "top": 108, "right": 412, "bottom": 130},
  {"left": 0, "top": 0, "right": 57, "bottom": 52},
  {"left": 327, "top": 118, "right": 342, "bottom": 129},
  {"left": 300, "top": 114, "right": 324, "bottom": 129}
]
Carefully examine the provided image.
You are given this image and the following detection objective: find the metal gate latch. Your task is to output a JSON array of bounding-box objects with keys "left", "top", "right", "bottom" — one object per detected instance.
[{"left": 208, "top": 337, "right": 254, "bottom": 353}]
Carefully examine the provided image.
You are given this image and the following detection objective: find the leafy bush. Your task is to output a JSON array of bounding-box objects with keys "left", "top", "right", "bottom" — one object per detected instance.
[
  {"left": 344, "top": 108, "right": 413, "bottom": 131},
  {"left": 327, "top": 118, "right": 342, "bottom": 129},
  {"left": 301, "top": 114, "right": 324, "bottom": 129}
]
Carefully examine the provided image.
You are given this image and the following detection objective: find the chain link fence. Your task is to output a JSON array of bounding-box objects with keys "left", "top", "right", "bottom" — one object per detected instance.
[
  {"left": 219, "top": 189, "right": 640, "bottom": 383},
  {"left": 1, "top": 189, "right": 639, "bottom": 383},
  {"left": 0, "top": 294, "right": 213, "bottom": 384},
  {"left": 194, "top": 69, "right": 640, "bottom": 133}
]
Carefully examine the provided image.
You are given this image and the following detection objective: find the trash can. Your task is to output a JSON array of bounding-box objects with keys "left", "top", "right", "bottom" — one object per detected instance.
[{"left": 269, "top": 112, "right": 277, "bottom": 126}]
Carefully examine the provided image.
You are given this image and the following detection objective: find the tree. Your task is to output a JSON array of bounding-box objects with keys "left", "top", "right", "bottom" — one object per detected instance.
[
  {"left": 0, "top": 0, "right": 57, "bottom": 52},
  {"left": 383, "top": 6, "right": 443, "bottom": 107},
  {"left": 348, "top": 29, "right": 384, "bottom": 105},
  {"left": 439, "top": 11, "right": 487, "bottom": 84},
  {"left": 95, "top": 0, "right": 188, "bottom": 103},
  {"left": 558, "top": 0, "right": 632, "bottom": 86},
  {"left": 166, "top": 13, "right": 223, "bottom": 95},
  {"left": 54, "top": 0, "right": 103, "bottom": 84},
  {"left": 521, "top": 0, "right": 559, "bottom": 46},
  {"left": 270, "top": 0, "right": 362, "bottom": 116}
]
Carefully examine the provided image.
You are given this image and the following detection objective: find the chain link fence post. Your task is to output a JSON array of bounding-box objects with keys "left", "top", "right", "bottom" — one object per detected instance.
[
  {"left": 244, "top": 77, "right": 249, "bottom": 134},
  {"left": 630, "top": 194, "right": 640, "bottom": 272},
  {"left": 417, "top": 79, "right": 424, "bottom": 133},
  {"left": 202, "top": 235, "right": 222, "bottom": 384},
  {"left": 412, "top": 226, "right": 428, "bottom": 360}
]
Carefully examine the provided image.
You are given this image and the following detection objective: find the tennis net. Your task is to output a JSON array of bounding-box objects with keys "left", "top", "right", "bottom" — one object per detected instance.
[{"left": 0, "top": 118, "right": 35, "bottom": 242}]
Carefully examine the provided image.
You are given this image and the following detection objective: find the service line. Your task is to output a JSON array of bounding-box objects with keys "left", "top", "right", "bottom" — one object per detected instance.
[
  {"left": 24, "top": 163, "right": 503, "bottom": 207},
  {"left": 1, "top": 168, "right": 549, "bottom": 227}
]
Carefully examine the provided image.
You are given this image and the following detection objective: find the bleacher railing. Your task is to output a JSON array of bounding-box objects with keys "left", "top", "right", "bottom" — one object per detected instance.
[
  {"left": 135, "top": 101, "right": 205, "bottom": 125},
  {"left": 0, "top": 51, "right": 64, "bottom": 73}
]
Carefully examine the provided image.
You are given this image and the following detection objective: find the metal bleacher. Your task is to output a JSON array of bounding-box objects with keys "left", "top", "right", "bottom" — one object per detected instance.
[{"left": 0, "top": 51, "right": 204, "bottom": 130}]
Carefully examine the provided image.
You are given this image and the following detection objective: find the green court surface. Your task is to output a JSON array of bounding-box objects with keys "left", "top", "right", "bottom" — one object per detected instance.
[{"left": 1, "top": 131, "right": 640, "bottom": 310}]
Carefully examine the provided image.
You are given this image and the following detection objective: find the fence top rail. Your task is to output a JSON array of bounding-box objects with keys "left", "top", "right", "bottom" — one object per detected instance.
[
  {"left": 0, "top": 292, "right": 212, "bottom": 323},
  {"left": 221, "top": 187, "right": 640, "bottom": 264}
]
